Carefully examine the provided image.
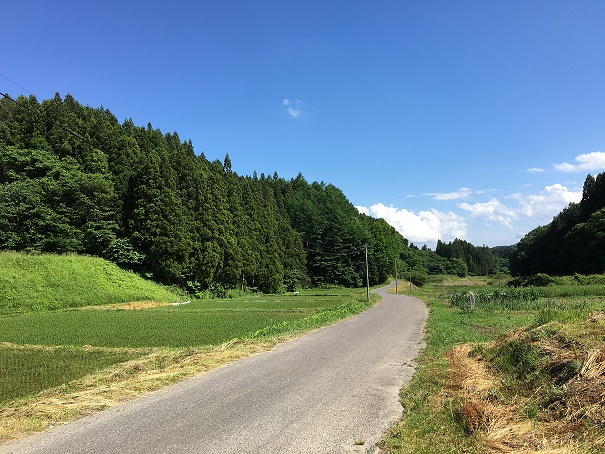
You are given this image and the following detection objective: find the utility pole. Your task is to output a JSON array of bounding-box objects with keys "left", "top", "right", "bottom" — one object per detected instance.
[
  {"left": 394, "top": 259, "right": 398, "bottom": 293},
  {"left": 365, "top": 244, "right": 370, "bottom": 302}
]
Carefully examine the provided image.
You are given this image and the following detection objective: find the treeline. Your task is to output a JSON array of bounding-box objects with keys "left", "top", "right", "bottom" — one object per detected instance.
[
  {"left": 0, "top": 93, "right": 413, "bottom": 292},
  {"left": 510, "top": 173, "right": 605, "bottom": 276},
  {"left": 434, "top": 238, "right": 507, "bottom": 276}
]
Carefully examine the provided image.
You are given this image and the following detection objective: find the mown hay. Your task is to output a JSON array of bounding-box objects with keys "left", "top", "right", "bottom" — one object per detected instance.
[
  {"left": 0, "top": 338, "right": 283, "bottom": 443},
  {"left": 445, "top": 312, "right": 605, "bottom": 453}
]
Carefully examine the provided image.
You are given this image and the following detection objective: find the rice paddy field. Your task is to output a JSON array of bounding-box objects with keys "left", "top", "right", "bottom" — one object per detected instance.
[
  {"left": 0, "top": 292, "right": 370, "bottom": 405},
  {"left": 0, "top": 252, "right": 373, "bottom": 422},
  {"left": 1, "top": 305, "right": 309, "bottom": 348}
]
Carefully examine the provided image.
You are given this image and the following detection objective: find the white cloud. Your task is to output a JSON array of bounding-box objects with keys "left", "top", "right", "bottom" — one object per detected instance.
[
  {"left": 361, "top": 182, "right": 582, "bottom": 248},
  {"left": 458, "top": 198, "right": 517, "bottom": 229},
  {"left": 527, "top": 167, "right": 544, "bottom": 173},
  {"left": 426, "top": 187, "right": 472, "bottom": 200},
  {"left": 282, "top": 98, "right": 302, "bottom": 118},
  {"left": 356, "top": 203, "right": 467, "bottom": 244},
  {"left": 507, "top": 183, "right": 581, "bottom": 218},
  {"left": 457, "top": 183, "right": 581, "bottom": 230},
  {"left": 287, "top": 107, "right": 301, "bottom": 118},
  {"left": 554, "top": 151, "right": 605, "bottom": 173}
]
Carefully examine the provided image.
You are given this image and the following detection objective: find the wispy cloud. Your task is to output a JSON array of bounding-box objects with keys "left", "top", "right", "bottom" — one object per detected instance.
[
  {"left": 554, "top": 151, "right": 605, "bottom": 173},
  {"left": 527, "top": 167, "right": 545, "bottom": 173},
  {"left": 426, "top": 187, "right": 472, "bottom": 200},
  {"left": 287, "top": 108, "right": 301, "bottom": 118},
  {"left": 281, "top": 98, "right": 302, "bottom": 118},
  {"left": 356, "top": 203, "right": 467, "bottom": 245}
]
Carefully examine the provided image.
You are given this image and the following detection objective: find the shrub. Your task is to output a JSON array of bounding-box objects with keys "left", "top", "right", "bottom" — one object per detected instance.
[
  {"left": 410, "top": 271, "right": 429, "bottom": 287},
  {"left": 527, "top": 273, "right": 553, "bottom": 287}
]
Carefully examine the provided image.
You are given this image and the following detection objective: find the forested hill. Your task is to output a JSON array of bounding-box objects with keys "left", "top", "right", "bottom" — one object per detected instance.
[
  {"left": 510, "top": 173, "right": 605, "bottom": 276},
  {"left": 0, "top": 93, "right": 413, "bottom": 292},
  {"left": 435, "top": 238, "right": 505, "bottom": 276}
]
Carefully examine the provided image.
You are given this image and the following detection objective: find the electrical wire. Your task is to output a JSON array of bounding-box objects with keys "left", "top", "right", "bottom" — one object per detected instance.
[
  {"left": 0, "top": 90, "right": 96, "bottom": 148},
  {"left": 0, "top": 70, "right": 33, "bottom": 95}
]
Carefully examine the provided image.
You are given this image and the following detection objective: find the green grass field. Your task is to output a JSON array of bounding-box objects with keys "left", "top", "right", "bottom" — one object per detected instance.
[
  {"left": 0, "top": 252, "right": 374, "bottom": 407},
  {"left": 0, "top": 344, "right": 142, "bottom": 403},
  {"left": 0, "top": 251, "right": 184, "bottom": 314},
  {"left": 0, "top": 309, "right": 310, "bottom": 348},
  {"left": 380, "top": 277, "right": 605, "bottom": 453}
]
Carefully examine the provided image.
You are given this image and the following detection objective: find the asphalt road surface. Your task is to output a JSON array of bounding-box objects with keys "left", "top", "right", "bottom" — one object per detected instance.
[{"left": 1, "top": 283, "right": 428, "bottom": 454}]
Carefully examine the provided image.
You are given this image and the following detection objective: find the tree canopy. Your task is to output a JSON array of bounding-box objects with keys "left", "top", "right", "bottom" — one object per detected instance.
[
  {"left": 435, "top": 238, "right": 504, "bottom": 276},
  {"left": 509, "top": 173, "right": 605, "bottom": 276},
  {"left": 0, "top": 93, "right": 422, "bottom": 292}
]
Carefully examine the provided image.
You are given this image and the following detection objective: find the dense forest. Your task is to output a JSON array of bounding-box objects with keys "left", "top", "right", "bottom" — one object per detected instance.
[
  {"left": 435, "top": 238, "right": 506, "bottom": 276},
  {"left": 509, "top": 173, "right": 605, "bottom": 276},
  {"left": 0, "top": 93, "right": 422, "bottom": 292},
  {"left": 0, "top": 93, "right": 514, "bottom": 292}
]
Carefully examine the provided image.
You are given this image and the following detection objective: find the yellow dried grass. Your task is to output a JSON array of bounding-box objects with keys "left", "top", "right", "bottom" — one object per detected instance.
[
  {"left": 444, "top": 321, "right": 605, "bottom": 453},
  {"left": 0, "top": 337, "right": 286, "bottom": 444},
  {"left": 579, "top": 349, "right": 605, "bottom": 379},
  {"left": 448, "top": 344, "right": 496, "bottom": 398}
]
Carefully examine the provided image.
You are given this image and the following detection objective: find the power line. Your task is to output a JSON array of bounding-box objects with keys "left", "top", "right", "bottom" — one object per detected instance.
[
  {"left": 302, "top": 244, "right": 367, "bottom": 256},
  {"left": 0, "top": 70, "right": 33, "bottom": 95},
  {"left": 0, "top": 90, "right": 95, "bottom": 148},
  {"left": 0, "top": 70, "right": 102, "bottom": 150}
]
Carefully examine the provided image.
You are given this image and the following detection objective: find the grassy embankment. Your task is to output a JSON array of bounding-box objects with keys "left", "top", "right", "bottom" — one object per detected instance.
[
  {"left": 380, "top": 276, "right": 605, "bottom": 453},
  {"left": 0, "top": 251, "right": 377, "bottom": 442}
]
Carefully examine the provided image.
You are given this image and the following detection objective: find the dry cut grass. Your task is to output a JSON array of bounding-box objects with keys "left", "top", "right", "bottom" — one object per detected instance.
[
  {"left": 443, "top": 312, "right": 605, "bottom": 453},
  {"left": 0, "top": 336, "right": 294, "bottom": 444},
  {"left": 84, "top": 301, "right": 170, "bottom": 310}
]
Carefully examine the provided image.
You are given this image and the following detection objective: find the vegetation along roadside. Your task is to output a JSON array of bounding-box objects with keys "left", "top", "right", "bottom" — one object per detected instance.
[
  {"left": 5, "top": 91, "right": 605, "bottom": 453},
  {"left": 380, "top": 275, "right": 605, "bottom": 454},
  {"left": 0, "top": 251, "right": 379, "bottom": 443}
]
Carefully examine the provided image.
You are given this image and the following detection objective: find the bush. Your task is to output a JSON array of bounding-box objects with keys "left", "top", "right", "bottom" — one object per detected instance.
[
  {"left": 527, "top": 273, "right": 554, "bottom": 287},
  {"left": 410, "top": 271, "right": 429, "bottom": 287},
  {"left": 508, "top": 274, "right": 553, "bottom": 287}
]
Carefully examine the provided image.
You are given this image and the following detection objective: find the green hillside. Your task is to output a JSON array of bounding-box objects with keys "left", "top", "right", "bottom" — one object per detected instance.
[
  {"left": 0, "top": 251, "right": 182, "bottom": 314},
  {"left": 510, "top": 172, "right": 605, "bottom": 276},
  {"left": 0, "top": 93, "right": 409, "bottom": 292}
]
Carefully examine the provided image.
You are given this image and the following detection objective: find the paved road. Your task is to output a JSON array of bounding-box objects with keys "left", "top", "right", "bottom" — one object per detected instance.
[{"left": 0, "top": 284, "right": 428, "bottom": 454}]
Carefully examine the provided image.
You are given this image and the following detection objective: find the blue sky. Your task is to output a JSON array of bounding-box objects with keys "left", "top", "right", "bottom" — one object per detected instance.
[{"left": 2, "top": 1, "right": 604, "bottom": 248}]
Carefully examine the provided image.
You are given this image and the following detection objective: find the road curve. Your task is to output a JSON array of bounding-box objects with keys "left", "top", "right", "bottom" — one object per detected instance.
[{"left": 0, "top": 283, "right": 428, "bottom": 454}]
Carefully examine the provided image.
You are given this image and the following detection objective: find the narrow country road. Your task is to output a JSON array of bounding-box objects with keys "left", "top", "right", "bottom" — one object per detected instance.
[{"left": 0, "top": 283, "right": 428, "bottom": 454}]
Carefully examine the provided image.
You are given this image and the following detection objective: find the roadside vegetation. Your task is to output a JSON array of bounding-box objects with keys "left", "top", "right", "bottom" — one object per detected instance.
[
  {"left": 380, "top": 275, "right": 605, "bottom": 453},
  {"left": 0, "top": 251, "right": 377, "bottom": 442}
]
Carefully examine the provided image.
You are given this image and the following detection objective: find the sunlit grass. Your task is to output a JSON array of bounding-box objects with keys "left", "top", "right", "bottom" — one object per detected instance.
[
  {"left": 0, "top": 309, "right": 311, "bottom": 348},
  {"left": 0, "top": 251, "right": 377, "bottom": 440},
  {"left": 0, "top": 344, "right": 143, "bottom": 404},
  {"left": 0, "top": 251, "right": 183, "bottom": 314},
  {"left": 381, "top": 279, "right": 605, "bottom": 453}
]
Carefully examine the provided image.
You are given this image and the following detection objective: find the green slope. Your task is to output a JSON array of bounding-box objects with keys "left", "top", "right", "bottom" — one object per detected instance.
[{"left": 0, "top": 251, "right": 182, "bottom": 314}]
